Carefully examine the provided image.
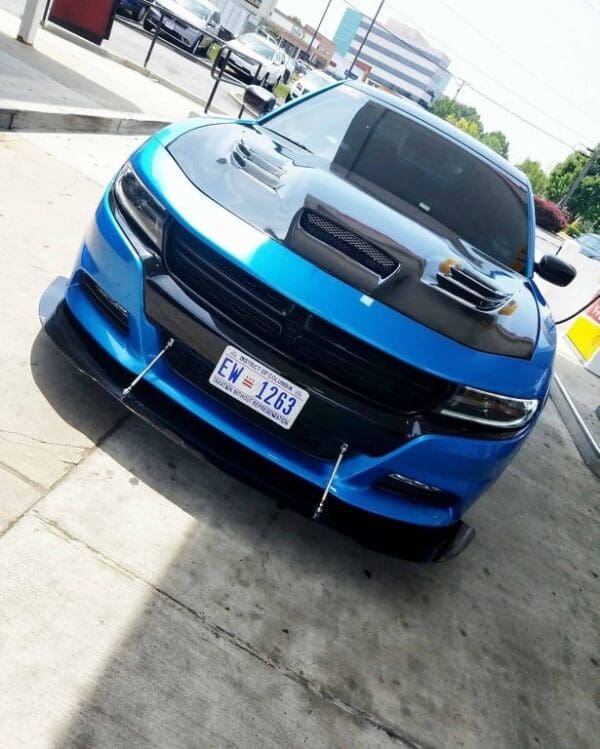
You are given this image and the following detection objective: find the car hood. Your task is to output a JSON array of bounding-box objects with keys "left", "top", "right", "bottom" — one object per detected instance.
[
  {"left": 168, "top": 122, "right": 539, "bottom": 360},
  {"left": 227, "top": 39, "right": 270, "bottom": 65},
  {"left": 156, "top": 0, "right": 208, "bottom": 27}
]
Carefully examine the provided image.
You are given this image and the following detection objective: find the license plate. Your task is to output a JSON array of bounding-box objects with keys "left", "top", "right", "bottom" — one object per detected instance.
[
  {"left": 163, "top": 17, "right": 176, "bottom": 30},
  {"left": 209, "top": 346, "right": 309, "bottom": 430}
]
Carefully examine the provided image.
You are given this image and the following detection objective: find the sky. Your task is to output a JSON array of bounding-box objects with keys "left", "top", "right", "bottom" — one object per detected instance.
[{"left": 274, "top": 0, "right": 599, "bottom": 170}]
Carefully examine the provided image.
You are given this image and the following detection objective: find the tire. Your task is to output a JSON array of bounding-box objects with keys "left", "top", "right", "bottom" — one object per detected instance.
[
  {"left": 143, "top": 16, "right": 154, "bottom": 32},
  {"left": 282, "top": 70, "right": 290, "bottom": 84},
  {"left": 191, "top": 37, "right": 202, "bottom": 56}
]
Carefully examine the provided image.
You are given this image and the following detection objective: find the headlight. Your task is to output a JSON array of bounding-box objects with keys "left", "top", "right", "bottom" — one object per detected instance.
[
  {"left": 113, "top": 162, "right": 167, "bottom": 252},
  {"left": 439, "top": 386, "right": 539, "bottom": 430}
]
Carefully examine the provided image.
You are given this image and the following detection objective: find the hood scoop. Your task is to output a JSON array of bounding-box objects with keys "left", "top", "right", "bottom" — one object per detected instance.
[
  {"left": 230, "top": 138, "right": 287, "bottom": 190},
  {"left": 300, "top": 209, "right": 400, "bottom": 279},
  {"left": 436, "top": 264, "right": 512, "bottom": 312}
]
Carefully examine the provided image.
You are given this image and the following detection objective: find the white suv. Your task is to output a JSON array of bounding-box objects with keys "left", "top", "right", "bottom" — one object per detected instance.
[{"left": 222, "top": 33, "right": 287, "bottom": 90}]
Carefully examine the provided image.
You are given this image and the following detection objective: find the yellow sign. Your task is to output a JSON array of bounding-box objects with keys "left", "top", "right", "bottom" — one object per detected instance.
[{"left": 567, "top": 301, "right": 600, "bottom": 361}]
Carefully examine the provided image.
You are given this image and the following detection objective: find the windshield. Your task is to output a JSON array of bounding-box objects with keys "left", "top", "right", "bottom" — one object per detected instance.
[
  {"left": 580, "top": 234, "right": 600, "bottom": 252},
  {"left": 239, "top": 34, "right": 277, "bottom": 60},
  {"left": 264, "top": 85, "right": 530, "bottom": 273},
  {"left": 179, "top": 0, "right": 212, "bottom": 20}
]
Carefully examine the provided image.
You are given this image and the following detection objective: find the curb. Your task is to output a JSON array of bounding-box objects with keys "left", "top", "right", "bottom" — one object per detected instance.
[
  {"left": 0, "top": 101, "right": 171, "bottom": 134},
  {"left": 550, "top": 374, "right": 600, "bottom": 478},
  {"left": 42, "top": 21, "right": 229, "bottom": 117}
]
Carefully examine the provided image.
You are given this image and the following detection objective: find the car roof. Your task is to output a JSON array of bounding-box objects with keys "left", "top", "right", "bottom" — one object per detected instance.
[{"left": 346, "top": 81, "right": 528, "bottom": 186}]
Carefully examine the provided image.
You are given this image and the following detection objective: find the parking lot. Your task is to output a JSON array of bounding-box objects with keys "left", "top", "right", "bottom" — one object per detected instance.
[
  {"left": 0, "top": 0, "right": 248, "bottom": 117},
  {"left": 0, "top": 131, "right": 598, "bottom": 748}
]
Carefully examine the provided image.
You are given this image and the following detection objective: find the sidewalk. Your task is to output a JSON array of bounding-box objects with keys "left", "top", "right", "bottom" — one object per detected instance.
[{"left": 0, "top": 8, "right": 205, "bottom": 123}]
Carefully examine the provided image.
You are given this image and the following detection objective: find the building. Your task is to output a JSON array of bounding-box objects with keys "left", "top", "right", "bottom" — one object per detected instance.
[
  {"left": 332, "top": 10, "right": 451, "bottom": 106},
  {"left": 269, "top": 9, "right": 336, "bottom": 68},
  {"left": 211, "top": 0, "right": 277, "bottom": 38}
]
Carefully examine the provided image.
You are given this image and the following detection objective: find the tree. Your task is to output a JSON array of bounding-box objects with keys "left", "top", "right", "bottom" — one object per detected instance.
[
  {"left": 569, "top": 175, "right": 600, "bottom": 231},
  {"left": 480, "top": 131, "right": 509, "bottom": 159},
  {"left": 431, "top": 96, "right": 509, "bottom": 159},
  {"left": 533, "top": 195, "right": 567, "bottom": 233},
  {"left": 431, "top": 97, "right": 483, "bottom": 134},
  {"left": 547, "top": 150, "right": 600, "bottom": 231},
  {"left": 546, "top": 151, "right": 587, "bottom": 203},
  {"left": 446, "top": 113, "right": 480, "bottom": 139},
  {"left": 516, "top": 158, "right": 548, "bottom": 194}
]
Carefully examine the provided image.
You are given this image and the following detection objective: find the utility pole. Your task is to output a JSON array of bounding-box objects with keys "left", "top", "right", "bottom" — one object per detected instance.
[
  {"left": 347, "top": 0, "right": 385, "bottom": 77},
  {"left": 559, "top": 144, "right": 599, "bottom": 208},
  {"left": 17, "top": 0, "right": 47, "bottom": 45},
  {"left": 452, "top": 79, "right": 465, "bottom": 101},
  {"left": 306, "top": 0, "right": 333, "bottom": 63}
]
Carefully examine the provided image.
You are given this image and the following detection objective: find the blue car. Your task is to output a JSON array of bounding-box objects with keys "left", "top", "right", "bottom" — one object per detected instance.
[{"left": 40, "top": 82, "right": 576, "bottom": 561}]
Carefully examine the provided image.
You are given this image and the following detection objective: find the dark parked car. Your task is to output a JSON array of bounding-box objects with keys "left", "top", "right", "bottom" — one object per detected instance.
[
  {"left": 40, "top": 82, "right": 576, "bottom": 561},
  {"left": 143, "top": 0, "right": 220, "bottom": 56},
  {"left": 116, "top": 0, "right": 149, "bottom": 22}
]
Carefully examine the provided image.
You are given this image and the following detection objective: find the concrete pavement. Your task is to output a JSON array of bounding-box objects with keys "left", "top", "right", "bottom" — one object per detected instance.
[
  {"left": 0, "top": 4, "right": 241, "bottom": 121},
  {"left": 0, "top": 8, "right": 215, "bottom": 123},
  {"left": 0, "top": 133, "right": 599, "bottom": 748}
]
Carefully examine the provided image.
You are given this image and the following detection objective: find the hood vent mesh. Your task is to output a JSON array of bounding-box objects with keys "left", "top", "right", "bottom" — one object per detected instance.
[{"left": 300, "top": 210, "right": 399, "bottom": 278}]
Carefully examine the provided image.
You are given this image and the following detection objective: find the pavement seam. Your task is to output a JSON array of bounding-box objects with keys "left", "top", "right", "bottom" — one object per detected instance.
[
  {"left": 31, "top": 509, "right": 431, "bottom": 749},
  {"left": 0, "top": 457, "right": 46, "bottom": 494},
  {"left": 0, "top": 413, "right": 130, "bottom": 543}
]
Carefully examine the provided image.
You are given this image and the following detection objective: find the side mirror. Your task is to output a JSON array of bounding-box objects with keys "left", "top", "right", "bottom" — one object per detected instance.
[
  {"left": 243, "top": 85, "right": 276, "bottom": 116},
  {"left": 534, "top": 254, "right": 576, "bottom": 287}
]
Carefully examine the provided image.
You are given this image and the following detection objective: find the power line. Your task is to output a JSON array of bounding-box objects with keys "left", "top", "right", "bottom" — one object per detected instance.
[
  {"left": 338, "top": 0, "right": 594, "bottom": 152},
  {"left": 463, "top": 82, "right": 583, "bottom": 151},
  {"left": 435, "top": 0, "right": 598, "bottom": 129}
]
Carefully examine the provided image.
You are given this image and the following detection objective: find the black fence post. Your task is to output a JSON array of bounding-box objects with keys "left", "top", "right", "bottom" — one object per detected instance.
[
  {"left": 205, "top": 46, "right": 230, "bottom": 114},
  {"left": 143, "top": 10, "right": 164, "bottom": 68}
]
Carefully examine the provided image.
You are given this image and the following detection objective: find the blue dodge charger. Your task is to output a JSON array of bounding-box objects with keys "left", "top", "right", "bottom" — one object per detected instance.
[{"left": 40, "top": 82, "right": 575, "bottom": 561}]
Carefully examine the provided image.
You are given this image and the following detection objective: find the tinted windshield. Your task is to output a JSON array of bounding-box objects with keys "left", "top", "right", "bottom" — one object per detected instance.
[
  {"left": 240, "top": 34, "right": 277, "bottom": 60},
  {"left": 264, "top": 85, "right": 530, "bottom": 273},
  {"left": 180, "top": 0, "right": 212, "bottom": 20}
]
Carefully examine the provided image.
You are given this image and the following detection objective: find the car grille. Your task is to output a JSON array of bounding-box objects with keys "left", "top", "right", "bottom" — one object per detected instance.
[
  {"left": 166, "top": 339, "right": 401, "bottom": 461},
  {"left": 164, "top": 222, "right": 452, "bottom": 414},
  {"left": 300, "top": 210, "right": 399, "bottom": 278}
]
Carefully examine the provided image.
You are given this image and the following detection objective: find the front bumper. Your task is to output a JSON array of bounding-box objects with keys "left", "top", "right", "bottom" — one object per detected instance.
[
  {"left": 40, "top": 277, "right": 474, "bottom": 562},
  {"left": 147, "top": 9, "right": 206, "bottom": 48}
]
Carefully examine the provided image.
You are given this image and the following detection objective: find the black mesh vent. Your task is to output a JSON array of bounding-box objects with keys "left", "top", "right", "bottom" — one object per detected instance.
[
  {"left": 300, "top": 210, "right": 399, "bottom": 277},
  {"left": 80, "top": 273, "right": 129, "bottom": 334}
]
